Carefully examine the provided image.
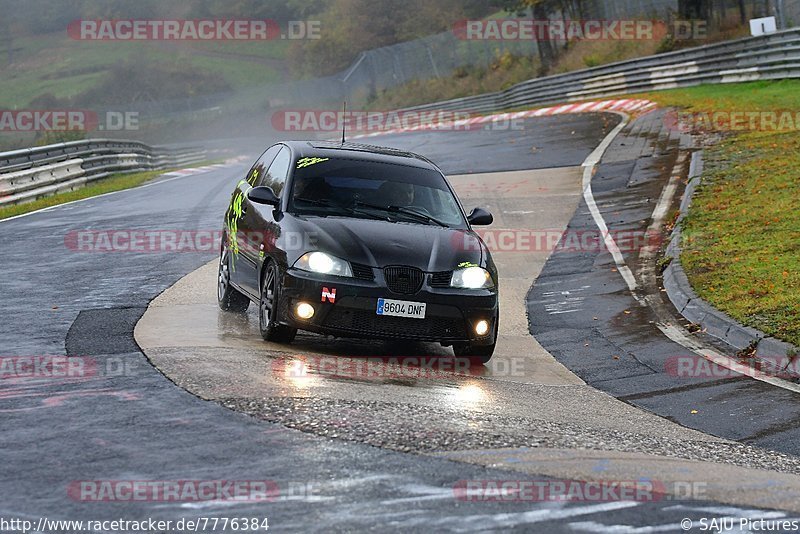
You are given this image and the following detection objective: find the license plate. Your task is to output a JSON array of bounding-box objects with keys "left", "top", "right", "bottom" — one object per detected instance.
[{"left": 376, "top": 298, "right": 426, "bottom": 319}]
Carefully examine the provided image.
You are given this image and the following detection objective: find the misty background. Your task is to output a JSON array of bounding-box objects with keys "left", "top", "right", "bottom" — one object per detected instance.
[{"left": 0, "top": 0, "right": 795, "bottom": 150}]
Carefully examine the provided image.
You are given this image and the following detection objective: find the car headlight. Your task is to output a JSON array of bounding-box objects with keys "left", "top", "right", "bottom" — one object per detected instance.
[
  {"left": 294, "top": 252, "right": 353, "bottom": 277},
  {"left": 451, "top": 266, "right": 493, "bottom": 289}
]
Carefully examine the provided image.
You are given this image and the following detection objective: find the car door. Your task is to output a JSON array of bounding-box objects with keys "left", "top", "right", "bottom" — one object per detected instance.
[
  {"left": 228, "top": 145, "right": 281, "bottom": 296},
  {"left": 237, "top": 145, "right": 292, "bottom": 297}
]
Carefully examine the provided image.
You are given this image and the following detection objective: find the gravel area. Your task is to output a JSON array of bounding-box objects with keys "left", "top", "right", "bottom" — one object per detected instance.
[{"left": 222, "top": 396, "right": 800, "bottom": 475}]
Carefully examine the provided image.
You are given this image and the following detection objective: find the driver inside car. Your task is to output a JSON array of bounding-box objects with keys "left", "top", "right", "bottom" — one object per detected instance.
[
  {"left": 376, "top": 180, "right": 415, "bottom": 207},
  {"left": 294, "top": 175, "right": 333, "bottom": 202}
]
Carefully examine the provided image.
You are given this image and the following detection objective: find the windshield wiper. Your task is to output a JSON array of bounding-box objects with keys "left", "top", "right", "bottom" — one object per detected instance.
[
  {"left": 295, "top": 197, "right": 387, "bottom": 221},
  {"left": 353, "top": 200, "right": 449, "bottom": 228},
  {"left": 391, "top": 206, "right": 450, "bottom": 228},
  {"left": 295, "top": 196, "right": 333, "bottom": 206}
]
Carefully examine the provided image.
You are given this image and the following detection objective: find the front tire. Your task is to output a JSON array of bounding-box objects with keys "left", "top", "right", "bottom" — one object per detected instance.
[
  {"left": 218, "top": 241, "right": 250, "bottom": 313},
  {"left": 453, "top": 342, "right": 495, "bottom": 364},
  {"left": 453, "top": 318, "right": 498, "bottom": 363},
  {"left": 259, "top": 262, "right": 297, "bottom": 343}
]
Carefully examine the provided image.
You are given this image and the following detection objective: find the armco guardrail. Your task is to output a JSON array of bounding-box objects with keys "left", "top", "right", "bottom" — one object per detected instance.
[
  {"left": 0, "top": 140, "right": 205, "bottom": 207},
  {"left": 398, "top": 27, "right": 800, "bottom": 115}
]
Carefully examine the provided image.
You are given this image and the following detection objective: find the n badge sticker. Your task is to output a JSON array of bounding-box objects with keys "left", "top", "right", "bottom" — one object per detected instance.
[{"left": 321, "top": 287, "right": 336, "bottom": 303}]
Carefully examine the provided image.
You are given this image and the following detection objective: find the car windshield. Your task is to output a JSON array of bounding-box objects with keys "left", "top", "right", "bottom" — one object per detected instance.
[{"left": 288, "top": 157, "right": 467, "bottom": 228}]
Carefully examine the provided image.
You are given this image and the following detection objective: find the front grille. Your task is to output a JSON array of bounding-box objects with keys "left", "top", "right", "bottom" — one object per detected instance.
[
  {"left": 429, "top": 271, "right": 453, "bottom": 288},
  {"left": 323, "top": 309, "right": 467, "bottom": 340},
  {"left": 383, "top": 266, "right": 424, "bottom": 295},
  {"left": 351, "top": 263, "right": 375, "bottom": 281}
]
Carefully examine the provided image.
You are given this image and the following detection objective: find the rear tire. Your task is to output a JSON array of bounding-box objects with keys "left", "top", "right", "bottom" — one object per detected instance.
[
  {"left": 218, "top": 240, "right": 250, "bottom": 313},
  {"left": 259, "top": 262, "right": 297, "bottom": 343}
]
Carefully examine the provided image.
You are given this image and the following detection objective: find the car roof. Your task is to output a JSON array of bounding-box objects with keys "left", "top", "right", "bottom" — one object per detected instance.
[{"left": 281, "top": 140, "right": 439, "bottom": 171}]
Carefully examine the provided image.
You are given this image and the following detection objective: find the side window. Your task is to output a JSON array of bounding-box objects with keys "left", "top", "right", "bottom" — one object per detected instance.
[
  {"left": 259, "top": 146, "right": 291, "bottom": 196},
  {"left": 247, "top": 145, "right": 281, "bottom": 186}
]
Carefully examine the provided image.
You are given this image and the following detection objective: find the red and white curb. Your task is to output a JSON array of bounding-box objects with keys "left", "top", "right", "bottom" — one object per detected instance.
[{"left": 349, "top": 99, "right": 656, "bottom": 140}]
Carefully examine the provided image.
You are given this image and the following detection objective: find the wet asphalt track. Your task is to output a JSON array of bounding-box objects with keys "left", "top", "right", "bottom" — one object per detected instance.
[
  {"left": 0, "top": 112, "right": 792, "bottom": 531},
  {"left": 527, "top": 109, "right": 800, "bottom": 456}
]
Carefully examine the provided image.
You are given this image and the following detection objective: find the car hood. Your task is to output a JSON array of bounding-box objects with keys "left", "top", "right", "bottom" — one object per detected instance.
[{"left": 290, "top": 215, "right": 489, "bottom": 271}]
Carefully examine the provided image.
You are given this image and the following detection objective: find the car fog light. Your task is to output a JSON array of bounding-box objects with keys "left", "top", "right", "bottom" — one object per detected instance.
[
  {"left": 475, "top": 320, "right": 490, "bottom": 336},
  {"left": 296, "top": 302, "right": 315, "bottom": 320}
]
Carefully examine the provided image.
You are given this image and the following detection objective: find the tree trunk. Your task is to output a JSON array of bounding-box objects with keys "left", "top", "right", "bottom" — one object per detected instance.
[
  {"left": 533, "top": 2, "right": 556, "bottom": 76},
  {"left": 678, "top": 0, "right": 711, "bottom": 21}
]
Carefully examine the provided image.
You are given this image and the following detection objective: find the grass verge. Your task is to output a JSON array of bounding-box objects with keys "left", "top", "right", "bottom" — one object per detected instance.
[{"left": 640, "top": 80, "right": 800, "bottom": 347}]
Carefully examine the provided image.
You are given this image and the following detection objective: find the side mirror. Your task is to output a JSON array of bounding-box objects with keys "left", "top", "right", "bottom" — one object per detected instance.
[
  {"left": 248, "top": 186, "right": 280, "bottom": 207},
  {"left": 467, "top": 207, "right": 493, "bottom": 226}
]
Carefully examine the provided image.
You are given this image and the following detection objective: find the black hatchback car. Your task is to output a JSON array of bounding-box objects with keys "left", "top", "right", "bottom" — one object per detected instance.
[{"left": 217, "top": 141, "right": 498, "bottom": 361}]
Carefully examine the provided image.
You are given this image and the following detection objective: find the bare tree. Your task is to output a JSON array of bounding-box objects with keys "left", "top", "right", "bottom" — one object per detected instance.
[
  {"left": 503, "top": 0, "right": 562, "bottom": 75},
  {"left": 678, "top": 0, "right": 712, "bottom": 21}
]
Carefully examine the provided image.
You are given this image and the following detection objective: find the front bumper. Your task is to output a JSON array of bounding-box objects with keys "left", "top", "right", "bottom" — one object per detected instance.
[{"left": 279, "top": 268, "right": 498, "bottom": 345}]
